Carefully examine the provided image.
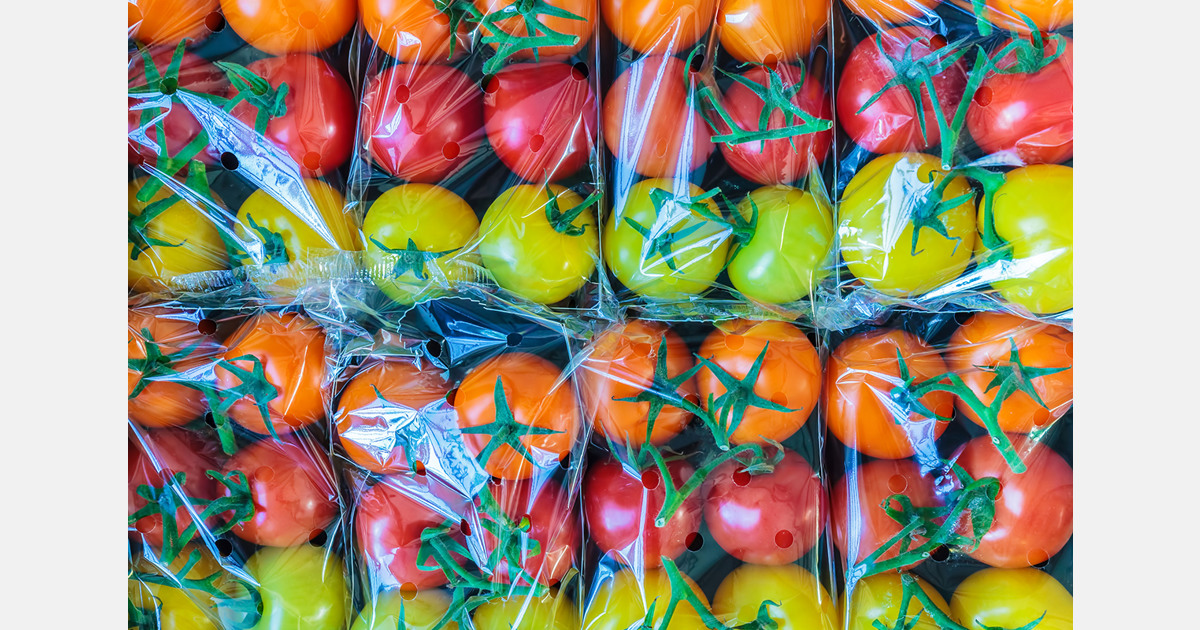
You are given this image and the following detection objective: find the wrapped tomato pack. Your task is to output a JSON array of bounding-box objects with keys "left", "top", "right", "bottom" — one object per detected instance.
[{"left": 822, "top": 308, "right": 1073, "bottom": 629}]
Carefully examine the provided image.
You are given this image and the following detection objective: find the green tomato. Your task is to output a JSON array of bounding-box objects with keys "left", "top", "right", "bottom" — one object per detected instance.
[
  {"left": 727, "top": 185, "right": 833, "bottom": 304},
  {"left": 351, "top": 588, "right": 456, "bottom": 630},
  {"left": 235, "top": 545, "right": 347, "bottom": 630}
]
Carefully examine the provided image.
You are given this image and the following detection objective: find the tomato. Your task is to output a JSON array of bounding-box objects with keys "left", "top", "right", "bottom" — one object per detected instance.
[
  {"left": 837, "top": 28, "right": 968, "bottom": 154},
  {"left": 842, "top": 0, "right": 942, "bottom": 25},
  {"left": 717, "top": 63, "right": 832, "bottom": 186},
  {"left": 129, "top": 545, "right": 228, "bottom": 630},
  {"left": 831, "top": 458, "right": 942, "bottom": 568},
  {"left": 355, "top": 480, "right": 457, "bottom": 589},
  {"left": 227, "top": 54, "right": 356, "bottom": 177},
  {"left": 603, "top": 56, "right": 714, "bottom": 178},
  {"left": 479, "top": 184, "right": 599, "bottom": 304},
  {"left": 223, "top": 435, "right": 339, "bottom": 547},
  {"left": 950, "top": 568, "right": 1072, "bottom": 630},
  {"left": 604, "top": 179, "right": 730, "bottom": 300},
  {"left": 838, "top": 153, "right": 977, "bottom": 297},
  {"left": 236, "top": 545, "right": 348, "bottom": 630},
  {"left": 128, "top": 48, "right": 227, "bottom": 167},
  {"left": 351, "top": 588, "right": 457, "bottom": 630},
  {"left": 219, "top": 0, "right": 356, "bottom": 54},
  {"left": 362, "top": 183, "right": 481, "bottom": 305},
  {"left": 601, "top": 0, "right": 717, "bottom": 55},
  {"left": 361, "top": 0, "right": 471, "bottom": 64},
  {"left": 704, "top": 448, "right": 825, "bottom": 564},
  {"left": 334, "top": 356, "right": 453, "bottom": 474},
  {"left": 583, "top": 457, "right": 702, "bottom": 568},
  {"left": 695, "top": 320, "right": 821, "bottom": 445},
  {"left": 716, "top": 0, "right": 829, "bottom": 65},
  {"left": 726, "top": 185, "right": 833, "bottom": 304},
  {"left": 824, "top": 329, "right": 954, "bottom": 459},
  {"left": 945, "top": 312, "right": 1073, "bottom": 433},
  {"left": 712, "top": 564, "right": 836, "bottom": 630},
  {"left": 477, "top": 0, "right": 597, "bottom": 60},
  {"left": 455, "top": 353, "right": 581, "bottom": 480},
  {"left": 129, "top": 306, "right": 217, "bottom": 428},
  {"left": 129, "top": 428, "right": 225, "bottom": 547},
  {"left": 956, "top": 0, "right": 1073, "bottom": 33},
  {"left": 980, "top": 164, "right": 1072, "bottom": 314},
  {"left": 485, "top": 479, "right": 580, "bottom": 586},
  {"left": 128, "top": 178, "right": 229, "bottom": 292},
  {"left": 362, "top": 64, "right": 485, "bottom": 183},
  {"left": 483, "top": 61, "right": 598, "bottom": 182},
  {"left": 952, "top": 435, "right": 1072, "bottom": 568},
  {"left": 842, "top": 572, "right": 950, "bottom": 630},
  {"left": 583, "top": 567, "right": 711, "bottom": 630},
  {"left": 129, "top": 0, "right": 220, "bottom": 46},
  {"left": 577, "top": 320, "right": 697, "bottom": 448},
  {"left": 473, "top": 589, "right": 580, "bottom": 630},
  {"left": 214, "top": 311, "right": 328, "bottom": 435}
]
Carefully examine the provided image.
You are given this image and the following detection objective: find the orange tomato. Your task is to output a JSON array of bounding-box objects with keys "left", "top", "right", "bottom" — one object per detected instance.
[
  {"left": 476, "top": 0, "right": 597, "bottom": 61},
  {"left": 455, "top": 353, "right": 581, "bottom": 480},
  {"left": 129, "top": 0, "right": 220, "bottom": 46},
  {"left": 717, "top": 0, "right": 830, "bottom": 65},
  {"left": 842, "top": 0, "right": 942, "bottom": 26},
  {"left": 953, "top": 0, "right": 1072, "bottom": 33},
  {"left": 220, "top": 0, "right": 356, "bottom": 54},
  {"left": 129, "top": 306, "right": 220, "bottom": 428},
  {"left": 601, "top": 0, "right": 718, "bottom": 55},
  {"left": 824, "top": 329, "right": 954, "bottom": 459},
  {"left": 695, "top": 320, "right": 821, "bottom": 445},
  {"left": 361, "top": 0, "right": 471, "bottom": 63}
]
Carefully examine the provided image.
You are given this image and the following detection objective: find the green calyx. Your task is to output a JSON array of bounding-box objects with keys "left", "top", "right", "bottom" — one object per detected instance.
[
  {"left": 214, "top": 61, "right": 289, "bottom": 135},
  {"left": 129, "top": 328, "right": 203, "bottom": 399},
  {"left": 611, "top": 337, "right": 706, "bottom": 451},
  {"left": 209, "top": 354, "right": 282, "bottom": 451},
  {"left": 647, "top": 442, "right": 780, "bottom": 528},
  {"left": 626, "top": 187, "right": 729, "bottom": 272},
  {"left": 697, "top": 62, "right": 833, "bottom": 150},
  {"left": 239, "top": 214, "right": 290, "bottom": 267},
  {"left": 370, "top": 236, "right": 460, "bottom": 282},
  {"left": 695, "top": 342, "right": 797, "bottom": 449},
  {"left": 655, "top": 558, "right": 778, "bottom": 630},
  {"left": 544, "top": 186, "right": 602, "bottom": 237},
  {"left": 871, "top": 573, "right": 1046, "bottom": 630},
  {"left": 477, "top": 0, "right": 587, "bottom": 74},
  {"left": 128, "top": 469, "right": 255, "bottom": 565},
  {"left": 859, "top": 34, "right": 970, "bottom": 152},
  {"left": 131, "top": 547, "right": 263, "bottom": 630},
  {"left": 459, "top": 377, "right": 563, "bottom": 470}
]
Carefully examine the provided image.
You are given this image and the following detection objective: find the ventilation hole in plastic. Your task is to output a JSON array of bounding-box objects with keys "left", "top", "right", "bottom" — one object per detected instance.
[
  {"left": 484, "top": 77, "right": 500, "bottom": 94},
  {"left": 433, "top": 12, "right": 450, "bottom": 26},
  {"left": 255, "top": 466, "right": 275, "bottom": 482},
  {"left": 559, "top": 455, "right": 573, "bottom": 470},
  {"left": 299, "top": 11, "right": 319, "bottom": 29},
  {"left": 401, "top": 584, "right": 419, "bottom": 599},
  {"left": 930, "top": 545, "right": 950, "bottom": 562},
  {"left": 657, "top": 2, "right": 672, "bottom": 16},
  {"left": 135, "top": 518, "right": 157, "bottom": 534},
  {"left": 220, "top": 152, "right": 239, "bottom": 170},
  {"left": 571, "top": 62, "right": 589, "bottom": 81},
  {"left": 769, "top": 392, "right": 789, "bottom": 408},
  {"left": 1032, "top": 407, "right": 1052, "bottom": 426},
  {"left": 442, "top": 142, "right": 460, "bottom": 160},
  {"left": 725, "top": 335, "right": 744, "bottom": 351},
  {"left": 686, "top": 532, "right": 704, "bottom": 551},
  {"left": 255, "top": 598, "right": 264, "bottom": 615},
  {"left": 762, "top": 53, "right": 778, "bottom": 68},
  {"left": 309, "top": 529, "right": 328, "bottom": 547},
  {"left": 528, "top": 134, "right": 545, "bottom": 152},
  {"left": 216, "top": 539, "right": 233, "bottom": 557},
  {"left": 303, "top": 152, "right": 322, "bottom": 172},
  {"left": 1029, "top": 549, "right": 1050, "bottom": 568},
  {"left": 732, "top": 468, "right": 751, "bottom": 487},
  {"left": 641, "top": 470, "right": 660, "bottom": 490},
  {"left": 653, "top": 138, "right": 668, "bottom": 158},
  {"left": 459, "top": 519, "right": 472, "bottom": 537},
  {"left": 445, "top": 388, "right": 457, "bottom": 406},
  {"left": 953, "top": 311, "right": 973, "bottom": 325},
  {"left": 413, "top": 460, "right": 427, "bottom": 476},
  {"left": 394, "top": 84, "right": 411, "bottom": 104},
  {"left": 205, "top": 12, "right": 226, "bottom": 33},
  {"left": 519, "top": 513, "right": 534, "bottom": 530},
  {"left": 506, "top": 332, "right": 523, "bottom": 347},
  {"left": 929, "top": 34, "right": 948, "bottom": 50},
  {"left": 994, "top": 482, "right": 1004, "bottom": 501},
  {"left": 425, "top": 340, "right": 442, "bottom": 359},
  {"left": 774, "top": 530, "right": 794, "bottom": 549},
  {"left": 974, "top": 86, "right": 993, "bottom": 107},
  {"left": 688, "top": 54, "right": 705, "bottom": 73},
  {"left": 716, "top": 12, "right": 727, "bottom": 26},
  {"left": 197, "top": 318, "right": 217, "bottom": 336},
  {"left": 203, "top": 412, "right": 217, "bottom": 428},
  {"left": 158, "top": 77, "right": 178, "bottom": 95},
  {"left": 132, "top": 152, "right": 146, "bottom": 167},
  {"left": 887, "top": 474, "right": 908, "bottom": 494}
]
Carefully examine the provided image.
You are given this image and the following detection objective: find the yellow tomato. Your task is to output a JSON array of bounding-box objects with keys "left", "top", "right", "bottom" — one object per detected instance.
[
  {"left": 238, "top": 545, "right": 348, "bottom": 630},
  {"left": 712, "top": 564, "right": 837, "bottom": 630},
  {"left": 583, "top": 568, "right": 711, "bottom": 630},
  {"left": 473, "top": 590, "right": 580, "bottom": 630},
  {"left": 951, "top": 568, "right": 1072, "bottom": 630},
  {"left": 128, "top": 178, "right": 228, "bottom": 293},
  {"left": 727, "top": 185, "right": 834, "bottom": 304},
  {"left": 842, "top": 572, "right": 951, "bottom": 630},
  {"left": 128, "top": 546, "right": 227, "bottom": 630},
  {"left": 351, "top": 588, "right": 457, "bottom": 630}
]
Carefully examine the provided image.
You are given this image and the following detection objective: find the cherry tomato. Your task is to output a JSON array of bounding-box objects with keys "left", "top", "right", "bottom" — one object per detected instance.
[
  {"left": 129, "top": 428, "right": 225, "bottom": 547},
  {"left": 128, "top": 178, "right": 229, "bottom": 293},
  {"left": 129, "top": 306, "right": 217, "bottom": 429},
  {"left": 604, "top": 179, "right": 730, "bottom": 300},
  {"left": 831, "top": 458, "right": 942, "bottom": 568},
  {"left": 842, "top": 572, "right": 951, "bottom": 630},
  {"left": 223, "top": 435, "right": 339, "bottom": 547},
  {"left": 355, "top": 480, "right": 457, "bottom": 589},
  {"left": 583, "top": 567, "right": 711, "bottom": 630},
  {"left": 838, "top": 153, "right": 977, "bottom": 297},
  {"left": 583, "top": 456, "right": 702, "bottom": 568},
  {"left": 227, "top": 54, "right": 356, "bottom": 177},
  {"left": 361, "top": 0, "right": 471, "bottom": 64},
  {"left": 577, "top": 320, "right": 697, "bottom": 448},
  {"left": 362, "top": 64, "right": 485, "bottom": 183},
  {"left": 952, "top": 435, "right": 1072, "bottom": 568},
  {"left": 128, "top": 48, "right": 227, "bottom": 168},
  {"left": 484, "top": 479, "right": 580, "bottom": 586},
  {"left": 237, "top": 545, "right": 348, "bottom": 630},
  {"left": 351, "top": 588, "right": 457, "bottom": 630},
  {"left": 479, "top": 184, "right": 600, "bottom": 304},
  {"left": 717, "top": 63, "right": 832, "bottom": 186},
  {"left": 727, "top": 185, "right": 833, "bottom": 304},
  {"left": 220, "top": 0, "right": 356, "bottom": 54},
  {"left": 474, "top": 589, "right": 580, "bottom": 630},
  {"left": 477, "top": 0, "right": 597, "bottom": 60},
  {"left": 712, "top": 564, "right": 837, "bottom": 630},
  {"left": 129, "top": 545, "right": 228, "bottom": 630},
  {"left": 601, "top": 0, "right": 717, "bottom": 55},
  {"left": 695, "top": 320, "right": 821, "bottom": 445},
  {"left": 945, "top": 312, "right": 1073, "bottom": 433},
  {"left": 214, "top": 311, "right": 328, "bottom": 435},
  {"left": 334, "top": 356, "right": 452, "bottom": 474},
  {"left": 837, "top": 28, "right": 968, "bottom": 154},
  {"left": 950, "top": 568, "right": 1072, "bottom": 630},
  {"left": 956, "top": 0, "right": 1073, "bottom": 33},
  {"left": 716, "top": 0, "right": 829, "bottom": 65},
  {"left": 824, "top": 329, "right": 954, "bottom": 459},
  {"left": 484, "top": 61, "right": 597, "bottom": 182},
  {"left": 842, "top": 0, "right": 943, "bottom": 25},
  {"left": 603, "top": 56, "right": 714, "bottom": 178},
  {"left": 129, "top": 0, "right": 220, "bottom": 46},
  {"left": 704, "top": 448, "right": 825, "bottom": 564},
  {"left": 455, "top": 353, "right": 581, "bottom": 480}
]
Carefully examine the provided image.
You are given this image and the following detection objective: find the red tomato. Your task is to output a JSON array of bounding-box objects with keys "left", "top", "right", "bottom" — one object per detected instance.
[
  {"left": 583, "top": 457, "right": 702, "bottom": 568},
  {"left": 362, "top": 63, "right": 485, "bottom": 183},
  {"left": 716, "top": 0, "right": 829, "bottom": 64},
  {"left": 129, "top": 0, "right": 220, "bottom": 46},
  {"left": 128, "top": 306, "right": 220, "bottom": 429},
  {"left": 128, "top": 48, "right": 228, "bottom": 168},
  {"left": 220, "top": 0, "right": 356, "bottom": 54},
  {"left": 484, "top": 479, "right": 580, "bottom": 586},
  {"left": 484, "top": 61, "right": 598, "bottom": 182},
  {"left": 477, "top": 0, "right": 597, "bottom": 60},
  {"left": 223, "top": 435, "right": 339, "bottom": 547},
  {"left": 704, "top": 448, "right": 825, "bottom": 564},
  {"left": 716, "top": 63, "right": 832, "bottom": 185},
  {"left": 837, "top": 27, "right": 968, "bottom": 154},
  {"left": 227, "top": 54, "right": 356, "bottom": 176},
  {"left": 361, "top": 0, "right": 472, "bottom": 64},
  {"left": 953, "top": 435, "right": 1072, "bottom": 568},
  {"left": 356, "top": 480, "right": 457, "bottom": 589},
  {"left": 831, "top": 458, "right": 942, "bottom": 569},
  {"left": 967, "top": 36, "right": 1073, "bottom": 165},
  {"left": 603, "top": 55, "right": 714, "bottom": 178},
  {"left": 129, "top": 428, "right": 225, "bottom": 548},
  {"left": 601, "top": 0, "right": 717, "bottom": 55}
]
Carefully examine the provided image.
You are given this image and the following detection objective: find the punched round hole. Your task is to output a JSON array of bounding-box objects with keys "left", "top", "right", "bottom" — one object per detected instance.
[
  {"left": 1028, "top": 549, "right": 1050, "bottom": 568},
  {"left": 725, "top": 335, "right": 744, "bottom": 351},
  {"left": 571, "top": 62, "right": 589, "bottom": 81},
  {"left": 303, "top": 152, "right": 322, "bottom": 171},
  {"left": 774, "top": 530, "right": 794, "bottom": 549},
  {"left": 413, "top": 460, "right": 427, "bottom": 476},
  {"left": 657, "top": 2, "right": 671, "bottom": 16},
  {"left": 255, "top": 599, "right": 264, "bottom": 616},
  {"left": 442, "top": 142, "right": 460, "bottom": 160},
  {"left": 930, "top": 545, "right": 950, "bottom": 562},
  {"left": 528, "top": 134, "right": 545, "bottom": 152},
  {"left": 135, "top": 518, "right": 158, "bottom": 534},
  {"left": 1032, "top": 407, "right": 1051, "bottom": 426},
  {"left": 220, "top": 152, "right": 240, "bottom": 170},
  {"left": 484, "top": 77, "right": 500, "bottom": 94},
  {"left": 974, "top": 86, "right": 993, "bottom": 107},
  {"left": 309, "top": 529, "right": 328, "bottom": 547},
  {"left": 205, "top": 11, "right": 226, "bottom": 33},
  {"left": 158, "top": 77, "right": 178, "bottom": 95},
  {"left": 197, "top": 318, "right": 217, "bottom": 335},
  {"left": 433, "top": 12, "right": 450, "bottom": 25},
  {"left": 887, "top": 474, "right": 908, "bottom": 494},
  {"left": 559, "top": 456, "right": 573, "bottom": 470},
  {"left": 394, "top": 84, "right": 411, "bottom": 103},
  {"left": 688, "top": 54, "right": 705, "bottom": 73},
  {"left": 299, "top": 11, "right": 319, "bottom": 29},
  {"left": 203, "top": 412, "right": 217, "bottom": 428},
  {"left": 132, "top": 152, "right": 146, "bottom": 167},
  {"left": 716, "top": 12, "right": 727, "bottom": 26},
  {"left": 215, "top": 538, "right": 233, "bottom": 557},
  {"left": 929, "top": 35, "right": 948, "bottom": 50},
  {"left": 732, "top": 468, "right": 751, "bottom": 487},
  {"left": 993, "top": 482, "right": 1004, "bottom": 501},
  {"left": 255, "top": 466, "right": 275, "bottom": 482},
  {"left": 953, "top": 311, "right": 973, "bottom": 325},
  {"left": 425, "top": 340, "right": 442, "bottom": 359},
  {"left": 1065, "top": 341, "right": 1073, "bottom": 359},
  {"left": 506, "top": 332, "right": 523, "bottom": 347},
  {"left": 769, "top": 392, "right": 789, "bottom": 408},
  {"left": 400, "top": 583, "right": 419, "bottom": 599},
  {"left": 641, "top": 470, "right": 660, "bottom": 490},
  {"left": 653, "top": 138, "right": 668, "bottom": 158},
  {"left": 685, "top": 532, "right": 704, "bottom": 551},
  {"left": 459, "top": 519, "right": 472, "bottom": 537},
  {"left": 762, "top": 53, "right": 778, "bottom": 68},
  {"left": 631, "top": 341, "right": 653, "bottom": 356},
  {"left": 445, "top": 388, "right": 458, "bottom": 405}
]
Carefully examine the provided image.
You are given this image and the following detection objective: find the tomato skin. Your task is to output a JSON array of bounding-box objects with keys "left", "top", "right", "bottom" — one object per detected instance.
[
  {"left": 583, "top": 568, "right": 711, "bottom": 630},
  {"left": 334, "top": 357, "right": 452, "bottom": 474},
  {"left": 128, "top": 306, "right": 217, "bottom": 429},
  {"left": 704, "top": 449, "right": 825, "bottom": 565},
  {"left": 474, "top": 589, "right": 581, "bottom": 630},
  {"left": 220, "top": 0, "right": 356, "bottom": 54},
  {"left": 227, "top": 54, "right": 356, "bottom": 177},
  {"left": 842, "top": 0, "right": 942, "bottom": 25},
  {"left": 959, "top": 0, "right": 1073, "bottom": 33},
  {"left": 484, "top": 61, "right": 598, "bottom": 182},
  {"left": 477, "top": 0, "right": 597, "bottom": 60},
  {"left": 362, "top": 64, "right": 485, "bottom": 183},
  {"left": 361, "top": 0, "right": 471, "bottom": 64},
  {"left": 716, "top": 0, "right": 829, "bottom": 65},
  {"left": 128, "top": 179, "right": 229, "bottom": 293},
  {"left": 479, "top": 184, "right": 599, "bottom": 304},
  {"left": 583, "top": 457, "right": 702, "bottom": 568},
  {"left": 455, "top": 353, "right": 581, "bottom": 480},
  {"left": 223, "top": 435, "right": 339, "bottom": 547},
  {"left": 696, "top": 320, "right": 821, "bottom": 445},
  {"left": 129, "top": 0, "right": 219, "bottom": 46},
  {"left": 129, "top": 546, "right": 228, "bottom": 630},
  {"left": 356, "top": 480, "right": 460, "bottom": 590},
  {"left": 945, "top": 313, "right": 1073, "bottom": 433},
  {"left": 485, "top": 479, "right": 580, "bottom": 586},
  {"left": 128, "top": 48, "right": 227, "bottom": 168},
  {"left": 950, "top": 568, "right": 1072, "bottom": 630},
  {"left": 239, "top": 545, "right": 349, "bottom": 630},
  {"left": 952, "top": 436, "right": 1073, "bottom": 568},
  {"left": 129, "top": 428, "right": 225, "bottom": 548},
  {"left": 712, "top": 564, "right": 837, "bottom": 630},
  {"left": 351, "top": 588, "right": 457, "bottom": 630},
  {"left": 603, "top": 56, "right": 714, "bottom": 178},
  {"left": 842, "top": 572, "right": 950, "bottom": 630},
  {"left": 831, "top": 458, "right": 942, "bottom": 568},
  {"left": 727, "top": 185, "right": 833, "bottom": 304},
  {"left": 824, "top": 329, "right": 953, "bottom": 459},
  {"left": 577, "top": 320, "right": 697, "bottom": 448},
  {"left": 601, "top": 0, "right": 717, "bottom": 55},
  {"left": 837, "top": 28, "right": 968, "bottom": 154}
]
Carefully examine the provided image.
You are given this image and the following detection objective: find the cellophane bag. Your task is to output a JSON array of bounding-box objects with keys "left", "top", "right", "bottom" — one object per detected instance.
[
  {"left": 575, "top": 318, "right": 838, "bottom": 630},
  {"left": 822, "top": 308, "right": 1073, "bottom": 629},
  {"left": 820, "top": 1, "right": 1073, "bottom": 329},
  {"left": 598, "top": 0, "right": 840, "bottom": 322}
]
